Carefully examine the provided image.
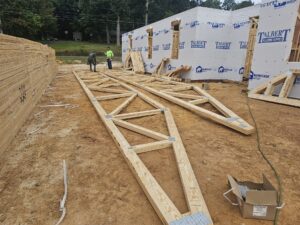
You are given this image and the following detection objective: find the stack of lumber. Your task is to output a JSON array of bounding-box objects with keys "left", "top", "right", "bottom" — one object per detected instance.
[
  {"left": 0, "top": 34, "right": 58, "bottom": 153},
  {"left": 123, "top": 51, "right": 145, "bottom": 74}
]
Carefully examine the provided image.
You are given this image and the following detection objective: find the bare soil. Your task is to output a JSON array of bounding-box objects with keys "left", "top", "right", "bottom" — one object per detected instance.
[{"left": 0, "top": 64, "right": 299, "bottom": 225}]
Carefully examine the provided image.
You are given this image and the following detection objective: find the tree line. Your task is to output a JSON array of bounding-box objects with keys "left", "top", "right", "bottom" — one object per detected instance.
[{"left": 0, "top": 0, "right": 254, "bottom": 43}]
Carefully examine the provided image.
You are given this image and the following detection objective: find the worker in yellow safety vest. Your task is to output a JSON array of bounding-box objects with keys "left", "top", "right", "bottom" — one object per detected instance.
[{"left": 105, "top": 47, "right": 114, "bottom": 69}]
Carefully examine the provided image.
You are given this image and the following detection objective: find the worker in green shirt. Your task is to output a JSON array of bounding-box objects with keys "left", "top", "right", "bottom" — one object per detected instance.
[{"left": 105, "top": 47, "right": 114, "bottom": 69}]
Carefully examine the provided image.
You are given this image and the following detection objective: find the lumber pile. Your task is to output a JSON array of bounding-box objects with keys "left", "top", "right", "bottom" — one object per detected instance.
[
  {"left": 248, "top": 71, "right": 300, "bottom": 107},
  {"left": 123, "top": 51, "right": 145, "bottom": 74},
  {"left": 0, "top": 34, "right": 58, "bottom": 153}
]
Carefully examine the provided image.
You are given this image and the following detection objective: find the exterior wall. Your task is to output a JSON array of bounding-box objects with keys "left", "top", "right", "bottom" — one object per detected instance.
[
  {"left": 121, "top": 6, "right": 256, "bottom": 82},
  {"left": 224, "top": 6, "right": 260, "bottom": 81},
  {"left": 188, "top": 8, "right": 231, "bottom": 80},
  {"left": 122, "top": 1, "right": 300, "bottom": 98},
  {"left": 122, "top": 7, "right": 200, "bottom": 74},
  {"left": 249, "top": 0, "right": 300, "bottom": 98}
]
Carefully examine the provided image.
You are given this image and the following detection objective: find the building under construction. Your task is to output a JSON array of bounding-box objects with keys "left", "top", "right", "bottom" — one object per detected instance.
[{"left": 0, "top": 0, "right": 300, "bottom": 225}]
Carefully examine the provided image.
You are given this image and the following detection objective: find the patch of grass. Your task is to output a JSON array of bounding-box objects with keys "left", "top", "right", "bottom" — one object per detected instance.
[
  {"left": 57, "top": 56, "right": 121, "bottom": 64},
  {"left": 45, "top": 41, "right": 121, "bottom": 56}
]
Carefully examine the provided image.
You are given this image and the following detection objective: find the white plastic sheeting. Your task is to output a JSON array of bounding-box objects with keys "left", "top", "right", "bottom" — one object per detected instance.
[
  {"left": 249, "top": 0, "right": 300, "bottom": 98},
  {"left": 122, "top": 0, "right": 300, "bottom": 98}
]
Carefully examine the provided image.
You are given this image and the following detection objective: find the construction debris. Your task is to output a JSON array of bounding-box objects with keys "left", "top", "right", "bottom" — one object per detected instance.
[
  {"left": 248, "top": 71, "right": 300, "bottom": 107},
  {"left": 73, "top": 70, "right": 213, "bottom": 225}
]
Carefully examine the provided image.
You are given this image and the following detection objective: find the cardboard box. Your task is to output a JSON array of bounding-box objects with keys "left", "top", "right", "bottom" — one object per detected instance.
[{"left": 224, "top": 174, "right": 279, "bottom": 221}]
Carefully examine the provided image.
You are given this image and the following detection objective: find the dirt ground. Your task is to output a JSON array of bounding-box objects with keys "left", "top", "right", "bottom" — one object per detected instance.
[{"left": 0, "top": 64, "right": 299, "bottom": 225}]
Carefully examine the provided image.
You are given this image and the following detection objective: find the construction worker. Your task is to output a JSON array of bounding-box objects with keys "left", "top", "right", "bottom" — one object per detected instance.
[
  {"left": 105, "top": 47, "right": 114, "bottom": 69},
  {"left": 87, "top": 52, "right": 97, "bottom": 72}
]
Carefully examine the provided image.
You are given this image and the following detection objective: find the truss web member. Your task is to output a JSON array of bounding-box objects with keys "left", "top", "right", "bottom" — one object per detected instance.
[
  {"left": 105, "top": 47, "right": 114, "bottom": 69},
  {"left": 87, "top": 52, "right": 97, "bottom": 72}
]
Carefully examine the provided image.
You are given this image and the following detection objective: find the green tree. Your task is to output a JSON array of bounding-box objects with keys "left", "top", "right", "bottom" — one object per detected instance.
[
  {"left": 201, "top": 0, "right": 222, "bottom": 9},
  {"left": 0, "top": 0, "right": 57, "bottom": 39},
  {"left": 234, "top": 0, "right": 254, "bottom": 10},
  {"left": 54, "top": 0, "right": 80, "bottom": 40},
  {"left": 222, "top": 0, "right": 237, "bottom": 10}
]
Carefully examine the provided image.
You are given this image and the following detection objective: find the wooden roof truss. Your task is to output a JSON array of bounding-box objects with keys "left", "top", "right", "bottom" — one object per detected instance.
[
  {"left": 104, "top": 70, "right": 255, "bottom": 135},
  {"left": 73, "top": 70, "right": 213, "bottom": 225},
  {"left": 248, "top": 71, "right": 300, "bottom": 107}
]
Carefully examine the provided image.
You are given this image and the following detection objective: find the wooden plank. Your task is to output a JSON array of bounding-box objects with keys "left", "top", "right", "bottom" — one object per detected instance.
[
  {"left": 264, "top": 83, "right": 275, "bottom": 96},
  {"left": 163, "top": 91, "right": 202, "bottom": 100},
  {"left": 164, "top": 108, "right": 212, "bottom": 220},
  {"left": 130, "top": 51, "right": 145, "bottom": 74},
  {"left": 248, "top": 93, "right": 300, "bottom": 107},
  {"left": 132, "top": 140, "right": 172, "bottom": 154},
  {"left": 193, "top": 86, "right": 237, "bottom": 118},
  {"left": 163, "top": 86, "right": 192, "bottom": 92},
  {"left": 98, "top": 83, "right": 121, "bottom": 88},
  {"left": 171, "top": 31, "right": 179, "bottom": 59},
  {"left": 264, "top": 74, "right": 287, "bottom": 96},
  {"left": 279, "top": 74, "right": 297, "bottom": 98},
  {"left": 110, "top": 93, "right": 137, "bottom": 115},
  {"left": 106, "top": 75, "right": 165, "bottom": 110},
  {"left": 112, "top": 118, "right": 169, "bottom": 141},
  {"left": 113, "top": 109, "right": 162, "bottom": 120},
  {"left": 96, "top": 93, "right": 133, "bottom": 101},
  {"left": 82, "top": 78, "right": 101, "bottom": 83},
  {"left": 243, "top": 17, "right": 258, "bottom": 79},
  {"left": 249, "top": 82, "right": 268, "bottom": 94},
  {"left": 189, "top": 98, "right": 209, "bottom": 105},
  {"left": 89, "top": 87, "right": 129, "bottom": 94}
]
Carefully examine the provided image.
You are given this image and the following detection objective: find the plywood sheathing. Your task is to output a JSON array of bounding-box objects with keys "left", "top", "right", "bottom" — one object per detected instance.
[{"left": 0, "top": 34, "right": 58, "bottom": 153}]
